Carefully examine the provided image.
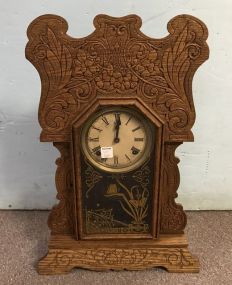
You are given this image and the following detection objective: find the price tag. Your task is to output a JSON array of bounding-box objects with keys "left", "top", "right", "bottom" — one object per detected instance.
[{"left": 101, "top": 147, "right": 113, "bottom": 158}]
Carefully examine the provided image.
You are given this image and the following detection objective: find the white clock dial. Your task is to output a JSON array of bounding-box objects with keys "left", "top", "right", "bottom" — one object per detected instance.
[{"left": 81, "top": 107, "right": 153, "bottom": 173}]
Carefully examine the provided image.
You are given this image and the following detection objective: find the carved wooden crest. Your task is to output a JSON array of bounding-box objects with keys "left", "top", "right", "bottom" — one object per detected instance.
[{"left": 26, "top": 14, "right": 209, "bottom": 142}]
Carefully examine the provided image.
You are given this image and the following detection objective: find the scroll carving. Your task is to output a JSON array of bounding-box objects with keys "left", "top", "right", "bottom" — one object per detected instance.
[
  {"left": 26, "top": 14, "right": 209, "bottom": 142},
  {"left": 38, "top": 247, "right": 199, "bottom": 274},
  {"left": 47, "top": 142, "right": 74, "bottom": 234},
  {"left": 160, "top": 142, "right": 187, "bottom": 233}
]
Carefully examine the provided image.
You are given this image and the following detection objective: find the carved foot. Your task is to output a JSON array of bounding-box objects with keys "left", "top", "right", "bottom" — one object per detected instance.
[
  {"left": 163, "top": 248, "right": 199, "bottom": 273},
  {"left": 38, "top": 251, "right": 74, "bottom": 275}
]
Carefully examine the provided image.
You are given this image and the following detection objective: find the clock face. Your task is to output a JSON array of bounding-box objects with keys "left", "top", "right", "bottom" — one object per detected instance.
[{"left": 81, "top": 107, "right": 153, "bottom": 173}]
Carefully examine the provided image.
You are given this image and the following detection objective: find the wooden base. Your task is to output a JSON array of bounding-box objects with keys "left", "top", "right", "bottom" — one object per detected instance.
[{"left": 38, "top": 234, "right": 199, "bottom": 274}]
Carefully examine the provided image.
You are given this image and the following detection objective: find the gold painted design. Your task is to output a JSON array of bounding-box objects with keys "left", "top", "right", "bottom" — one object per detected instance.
[
  {"left": 86, "top": 209, "right": 115, "bottom": 231},
  {"left": 105, "top": 180, "right": 148, "bottom": 225},
  {"left": 133, "top": 165, "right": 150, "bottom": 188},
  {"left": 85, "top": 208, "right": 149, "bottom": 234},
  {"left": 106, "top": 184, "right": 118, "bottom": 195},
  {"left": 85, "top": 163, "right": 151, "bottom": 234},
  {"left": 85, "top": 164, "right": 103, "bottom": 198}
]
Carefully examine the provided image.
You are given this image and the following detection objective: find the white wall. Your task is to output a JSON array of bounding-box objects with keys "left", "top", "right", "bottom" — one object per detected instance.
[{"left": 0, "top": 0, "right": 231, "bottom": 210}]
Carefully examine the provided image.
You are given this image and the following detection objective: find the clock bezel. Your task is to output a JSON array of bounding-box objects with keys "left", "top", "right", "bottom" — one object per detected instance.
[{"left": 80, "top": 106, "right": 154, "bottom": 173}]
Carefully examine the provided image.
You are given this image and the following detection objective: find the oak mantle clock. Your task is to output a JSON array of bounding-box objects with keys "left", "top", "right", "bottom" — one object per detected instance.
[{"left": 26, "top": 14, "right": 209, "bottom": 274}]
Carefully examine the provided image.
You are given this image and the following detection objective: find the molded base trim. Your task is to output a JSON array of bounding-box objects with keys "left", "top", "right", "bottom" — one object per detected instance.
[{"left": 38, "top": 234, "right": 199, "bottom": 274}]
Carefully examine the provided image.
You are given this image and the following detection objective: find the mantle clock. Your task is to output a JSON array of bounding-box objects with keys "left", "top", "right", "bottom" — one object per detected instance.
[{"left": 26, "top": 14, "right": 209, "bottom": 274}]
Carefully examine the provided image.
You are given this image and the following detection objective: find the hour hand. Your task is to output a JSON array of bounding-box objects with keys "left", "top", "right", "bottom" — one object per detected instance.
[{"left": 114, "top": 113, "right": 121, "bottom": 143}]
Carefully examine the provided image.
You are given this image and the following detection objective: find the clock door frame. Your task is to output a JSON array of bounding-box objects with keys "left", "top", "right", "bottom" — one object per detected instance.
[{"left": 72, "top": 97, "right": 165, "bottom": 240}]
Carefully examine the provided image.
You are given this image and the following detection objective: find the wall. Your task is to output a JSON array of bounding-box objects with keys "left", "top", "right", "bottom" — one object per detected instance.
[{"left": 0, "top": 0, "right": 231, "bottom": 209}]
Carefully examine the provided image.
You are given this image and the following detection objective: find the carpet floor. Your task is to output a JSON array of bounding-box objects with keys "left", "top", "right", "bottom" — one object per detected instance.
[{"left": 0, "top": 211, "right": 231, "bottom": 285}]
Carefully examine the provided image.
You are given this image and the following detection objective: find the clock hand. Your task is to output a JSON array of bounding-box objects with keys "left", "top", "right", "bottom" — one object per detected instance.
[{"left": 114, "top": 113, "right": 121, "bottom": 143}]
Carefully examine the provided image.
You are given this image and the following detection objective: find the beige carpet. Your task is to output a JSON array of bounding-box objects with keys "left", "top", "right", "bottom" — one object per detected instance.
[{"left": 0, "top": 211, "right": 231, "bottom": 285}]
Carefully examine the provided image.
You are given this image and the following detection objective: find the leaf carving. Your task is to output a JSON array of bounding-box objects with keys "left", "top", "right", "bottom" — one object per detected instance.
[
  {"left": 162, "top": 26, "right": 190, "bottom": 98},
  {"left": 172, "top": 26, "right": 188, "bottom": 58},
  {"left": 47, "top": 28, "right": 62, "bottom": 59},
  {"left": 44, "top": 28, "right": 72, "bottom": 92},
  {"left": 60, "top": 45, "right": 72, "bottom": 88},
  {"left": 162, "top": 48, "right": 177, "bottom": 94}
]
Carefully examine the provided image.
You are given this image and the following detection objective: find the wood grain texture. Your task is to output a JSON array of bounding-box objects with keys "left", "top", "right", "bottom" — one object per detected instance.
[
  {"left": 25, "top": 14, "right": 209, "bottom": 274},
  {"left": 47, "top": 142, "right": 75, "bottom": 235},
  {"left": 38, "top": 234, "right": 199, "bottom": 274},
  {"left": 160, "top": 142, "right": 187, "bottom": 233},
  {"left": 26, "top": 14, "right": 209, "bottom": 142}
]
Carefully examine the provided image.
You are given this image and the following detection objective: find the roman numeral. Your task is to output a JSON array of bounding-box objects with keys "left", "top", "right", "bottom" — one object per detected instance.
[
  {"left": 88, "top": 137, "right": 99, "bottom": 142},
  {"left": 125, "top": 154, "right": 131, "bottom": 161},
  {"left": 101, "top": 116, "right": 109, "bottom": 125},
  {"left": 101, "top": 158, "right": 107, "bottom": 162},
  {"left": 114, "top": 156, "right": 119, "bottom": 165},
  {"left": 134, "top": 137, "right": 144, "bottom": 142},
  {"left": 92, "top": 146, "right": 101, "bottom": 155},
  {"left": 131, "top": 146, "right": 140, "bottom": 155},
  {"left": 125, "top": 116, "right": 132, "bottom": 125},
  {"left": 115, "top": 113, "right": 121, "bottom": 120},
  {"left": 132, "top": 126, "right": 141, "bottom": 132},
  {"left": 92, "top": 125, "right": 103, "bottom": 132}
]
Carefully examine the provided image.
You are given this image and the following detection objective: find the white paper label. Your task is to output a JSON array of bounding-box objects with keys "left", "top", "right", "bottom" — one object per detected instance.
[{"left": 101, "top": 147, "right": 113, "bottom": 158}]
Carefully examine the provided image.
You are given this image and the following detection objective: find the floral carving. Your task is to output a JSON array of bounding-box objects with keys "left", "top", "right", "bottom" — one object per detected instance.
[
  {"left": 26, "top": 14, "right": 209, "bottom": 142},
  {"left": 128, "top": 43, "right": 161, "bottom": 78},
  {"left": 95, "top": 68, "right": 139, "bottom": 92},
  {"left": 73, "top": 46, "right": 103, "bottom": 78}
]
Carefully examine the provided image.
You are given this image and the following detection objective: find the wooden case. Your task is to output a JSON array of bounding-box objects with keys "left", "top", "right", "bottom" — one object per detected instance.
[{"left": 25, "top": 14, "right": 209, "bottom": 274}]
